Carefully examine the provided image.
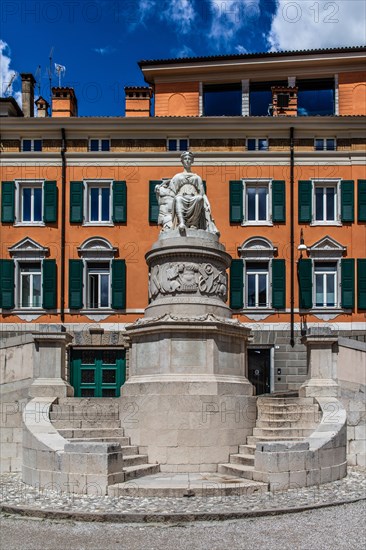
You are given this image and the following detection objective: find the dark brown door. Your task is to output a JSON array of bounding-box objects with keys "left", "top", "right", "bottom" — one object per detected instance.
[{"left": 248, "top": 349, "right": 271, "bottom": 395}]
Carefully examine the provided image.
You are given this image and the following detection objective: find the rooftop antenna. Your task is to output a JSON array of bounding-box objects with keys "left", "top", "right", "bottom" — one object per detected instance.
[
  {"left": 3, "top": 72, "right": 16, "bottom": 97},
  {"left": 48, "top": 46, "right": 54, "bottom": 107},
  {"left": 54, "top": 63, "right": 66, "bottom": 87},
  {"left": 34, "top": 65, "right": 41, "bottom": 97}
]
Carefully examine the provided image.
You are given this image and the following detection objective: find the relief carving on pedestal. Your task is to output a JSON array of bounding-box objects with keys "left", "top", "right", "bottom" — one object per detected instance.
[{"left": 149, "top": 262, "right": 227, "bottom": 300}]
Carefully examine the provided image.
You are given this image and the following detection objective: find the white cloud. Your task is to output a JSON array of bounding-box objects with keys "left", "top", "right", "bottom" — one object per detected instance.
[
  {"left": 93, "top": 45, "right": 116, "bottom": 55},
  {"left": 209, "top": 0, "right": 260, "bottom": 43},
  {"left": 0, "top": 40, "right": 21, "bottom": 105},
  {"left": 170, "top": 44, "right": 196, "bottom": 58},
  {"left": 137, "top": 0, "right": 195, "bottom": 33},
  {"left": 235, "top": 44, "right": 248, "bottom": 54},
  {"left": 162, "top": 0, "right": 196, "bottom": 33},
  {"left": 268, "top": 0, "right": 366, "bottom": 51}
]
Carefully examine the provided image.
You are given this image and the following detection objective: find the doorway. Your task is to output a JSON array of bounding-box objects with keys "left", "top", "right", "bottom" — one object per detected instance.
[
  {"left": 248, "top": 348, "right": 271, "bottom": 395},
  {"left": 71, "top": 349, "right": 126, "bottom": 397}
]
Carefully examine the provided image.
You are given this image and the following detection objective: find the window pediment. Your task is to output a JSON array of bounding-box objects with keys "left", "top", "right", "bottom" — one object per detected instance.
[
  {"left": 308, "top": 236, "right": 346, "bottom": 258},
  {"left": 9, "top": 237, "right": 48, "bottom": 259},
  {"left": 78, "top": 237, "right": 117, "bottom": 260},
  {"left": 238, "top": 237, "right": 277, "bottom": 259}
]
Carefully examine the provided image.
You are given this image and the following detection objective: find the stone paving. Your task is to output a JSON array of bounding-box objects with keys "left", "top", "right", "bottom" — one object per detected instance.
[{"left": 1, "top": 468, "right": 365, "bottom": 521}]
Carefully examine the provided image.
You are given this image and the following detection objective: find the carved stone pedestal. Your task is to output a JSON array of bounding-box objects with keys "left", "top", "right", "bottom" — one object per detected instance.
[{"left": 121, "top": 231, "right": 255, "bottom": 472}]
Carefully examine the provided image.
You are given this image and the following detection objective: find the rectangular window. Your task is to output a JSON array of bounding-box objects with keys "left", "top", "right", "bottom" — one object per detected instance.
[
  {"left": 315, "top": 138, "right": 336, "bottom": 151},
  {"left": 246, "top": 262, "right": 269, "bottom": 308},
  {"left": 314, "top": 262, "right": 337, "bottom": 307},
  {"left": 87, "top": 184, "right": 111, "bottom": 223},
  {"left": 314, "top": 182, "right": 338, "bottom": 222},
  {"left": 245, "top": 181, "right": 270, "bottom": 223},
  {"left": 21, "top": 185, "right": 43, "bottom": 222},
  {"left": 167, "top": 138, "right": 189, "bottom": 151},
  {"left": 20, "top": 263, "right": 41, "bottom": 308},
  {"left": 87, "top": 263, "right": 111, "bottom": 308},
  {"left": 89, "top": 139, "right": 110, "bottom": 152},
  {"left": 22, "top": 139, "right": 42, "bottom": 152},
  {"left": 247, "top": 138, "right": 268, "bottom": 151},
  {"left": 297, "top": 78, "right": 335, "bottom": 116},
  {"left": 203, "top": 83, "right": 242, "bottom": 116}
]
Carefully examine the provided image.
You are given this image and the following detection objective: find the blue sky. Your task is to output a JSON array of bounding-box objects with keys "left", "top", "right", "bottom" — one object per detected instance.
[{"left": 1, "top": 0, "right": 365, "bottom": 116}]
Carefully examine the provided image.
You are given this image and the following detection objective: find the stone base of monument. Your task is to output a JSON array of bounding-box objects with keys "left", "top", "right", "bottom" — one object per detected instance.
[{"left": 120, "top": 230, "right": 256, "bottom": 472}]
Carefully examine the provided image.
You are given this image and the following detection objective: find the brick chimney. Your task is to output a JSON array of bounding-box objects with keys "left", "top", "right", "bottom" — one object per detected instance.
[
  {"left": 35, "top": 96, "right": 49, "bottom": 117},
  {"left": 271, "top": 86, "right": 298, "bottom": 117},
  {"left": 51, "top": 87, "right": 78, "bottom": 117},
  {"left": 20, "top": 73, "right": 36, "bottom": 117},
  {"left": 125, "top": 86, "right": 152, "bottom": 117}
]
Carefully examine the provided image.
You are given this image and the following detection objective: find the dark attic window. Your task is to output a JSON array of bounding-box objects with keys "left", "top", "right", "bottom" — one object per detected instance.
[
  {"left": 297, "top": 78, "right": 335, "bottom": 116},
  {"left": 203, "top": 83, "right": 242, "bottom": 116}
]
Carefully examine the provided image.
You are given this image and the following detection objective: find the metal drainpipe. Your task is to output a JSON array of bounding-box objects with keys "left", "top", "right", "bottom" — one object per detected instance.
[
  {"left": 61, "top": 128, "right": 66, "bottom": 323},
  {"left": 290, "top": 126, "right": 295, "bottom": 347}
]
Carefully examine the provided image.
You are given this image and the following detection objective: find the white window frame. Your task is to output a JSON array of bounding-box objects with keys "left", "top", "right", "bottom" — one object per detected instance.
[
  {"left": 242, "top": 179, "right": 272, "bottom": 226},
  {"left": 84, "top": 180, "right": 113, "bottom": 225},
  {"left": 311, "top": 179, "right": 341, "bottom": 226},
  {"left": 21, "top": 139, "right": 42, "bottom": 152},
  {"left": 246, "top": 138, "right": 269, "bottom": 151},
  {"left": 245, "top": 262, "right": 270, "bottom": 309},
  {"left": 14, "top": 180, "right": 44, "bottom": 226},
  {"left": 77, "top": 237, "right": 117, "bottom": 312},
  {"left": 314, "top": 138, "right": 337, "bottom": 151},
  {"left": 167, "top": 138, "right": 189, "bottom": 152},
  {"left": 313, "top": 261, "right": 340, "bottom": 309},
  {"left": 19, "top": 262, "right": 42, "bottom": 309},
  {"left": 8, "top": 238, "right": 49, "bottom": 311},
  {"left": 88, "top": 138, "right": 111, "bottom": 152},
  {"left": 86, "top": 262, "right": 111, "bottom": 309}
]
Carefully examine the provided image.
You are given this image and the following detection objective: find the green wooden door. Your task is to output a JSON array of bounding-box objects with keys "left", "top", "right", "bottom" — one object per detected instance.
[{"left": 71, "top": 349, "right": 126, "bottom": 397}]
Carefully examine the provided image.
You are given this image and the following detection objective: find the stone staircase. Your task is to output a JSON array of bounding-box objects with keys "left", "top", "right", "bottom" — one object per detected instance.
[
  {"left": 218, "top": 395, "right": 321, "bottom": 480},
  {"left": 50, "top": 398, "right": 159, "bottom": 481}
]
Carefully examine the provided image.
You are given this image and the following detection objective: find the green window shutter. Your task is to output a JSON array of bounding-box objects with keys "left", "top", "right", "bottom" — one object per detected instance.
[
  {"left": 202, "top": 180, "right": 207, "bottom": 194},
  {"left": 113, "top": 180, "right": 127, "bottom": 223},
  {"left": 357, "top": 259, "right": 366, "bottom": 309},
  {"left": 341, "top": 259, "right": 355, "bottom": 309},
  {"left": 70, "top": 181, "right": 83, "bottom": 223},
  {"left": 341, "top": 180, "right": 354, "bottom": 223},
  {"left": 43, "top": 181, "right": 57, "bottom": 223},
  {"left": 272, "top": 180, "right": 286, "bottom": 223},
  {"left": 230, "top": 259, "right": 244, "bottom": 309},
  {"left": 272, "top": 259, "right": 286, "bottom": 309},
  {"left": 149, "top": 180, "right": 160, "bottom": 223},
  {"left": 69, "top": 260, "right": 83, "bottom": 309},
  {"left": 42, "top": 259, "right": 57, "bottom": 309},
  {"left": 298, "top": 258, "right": 313, "bottom": 309},
  {"left": 358, "top": 180, "right": 366, "bottom": 222},
  {"left": 0, "top": 259, "right": 14, "bottom": 309},
  {"left": 298, "top": 181, "right": 312, "bottom": 223},
  {"left": 230, "top": 180, "right": 243, "bottom": 223},
  {"left": 112, "top": 259, "right": 126, "bottom": 309},
  {"left": 1, "top": 181, "right": 15, "bottom": 223}
]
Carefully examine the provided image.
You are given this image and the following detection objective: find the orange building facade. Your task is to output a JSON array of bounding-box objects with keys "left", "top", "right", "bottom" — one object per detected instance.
[{"left": 1, "top": 46, "right": 365, "bottom": 397}]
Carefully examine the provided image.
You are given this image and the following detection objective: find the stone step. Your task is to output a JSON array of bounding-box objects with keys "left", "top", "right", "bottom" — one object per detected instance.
[
  {"left": 218, "top": 463, "right": 255, "bottom": 480},
  {"left": 229, "top": 453, "right": 255, "bottom": 466},
  {"left": 57, "top": 428, "right": 125, "bottom": 439},
  {"left": 238, "top": 444, "right": 256, "bottom": 455},
  {"left": 253, "top": 427, "right": 315, "bottom": 438},
  {"left": 123, "top": 454, "right": 149, "bottom": 468},
  {"left": 258, "top": 411, "right": 321, "bottom": 421},
  {"left": 120, "top": 446, "right": 139, "bottom": 456},
  {"left": 51, "top": 420, "right": 121, "bottom": 429},
  {"left": 58, "top": 397, "right": 119, "bottom": 406},
  {"left": 257, "top": 397, "right": 315, "bottom": 405},
  {"left": 123, "top": 463, "right": 160, "bottom": 481},
  {"left": 50, "top": 411, "right": 119, "bottom": 421},
  {"left": 257, "top": 406, "right": 319, "bottom": 416},
  {"left": 247, "top": 435, "right": 304, "bottom": 445},
  {"left": 256, "top": 419, "right": 319, "bottom": 429},
  {"left": 70, "top": 436, "right": 130, "bottom": 445}
]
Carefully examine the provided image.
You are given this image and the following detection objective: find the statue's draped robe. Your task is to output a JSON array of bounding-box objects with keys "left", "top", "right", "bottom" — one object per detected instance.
[{"left": 171, "top": 173, "right": 206, "bottom": 230}]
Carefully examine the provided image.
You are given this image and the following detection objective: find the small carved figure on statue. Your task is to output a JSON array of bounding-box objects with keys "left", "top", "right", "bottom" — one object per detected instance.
[{"left": 155, "top": 151, "right": 220, "bottom": 236}]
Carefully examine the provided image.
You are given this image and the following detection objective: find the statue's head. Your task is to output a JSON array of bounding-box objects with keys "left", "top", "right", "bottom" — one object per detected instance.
[{"left": 180, "top": 151, "right": 194, "bottom": 168}]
